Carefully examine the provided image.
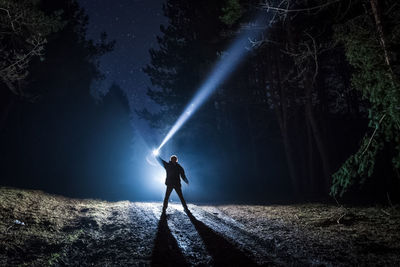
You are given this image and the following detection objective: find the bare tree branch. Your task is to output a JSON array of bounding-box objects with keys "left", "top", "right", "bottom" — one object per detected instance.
[
  {"left": 261, "top": 0, "right": 342, "bottom": 13},
  {"left": 362, "top": 114, "right": 386, "bottom": 155},
  {"left": 0, "top": 1, "right": 63, "bottom": 97},
  {"left": 0, "top": 7, "right": 15, "bottom": 31}
]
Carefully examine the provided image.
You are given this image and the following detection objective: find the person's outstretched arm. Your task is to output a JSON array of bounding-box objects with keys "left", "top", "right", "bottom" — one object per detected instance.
[
  {"left": 180, "top": 166, "right": 189, "bottom": 184},
  {"left": 156, "top": 156, "right": 168, "bottom": 169}
]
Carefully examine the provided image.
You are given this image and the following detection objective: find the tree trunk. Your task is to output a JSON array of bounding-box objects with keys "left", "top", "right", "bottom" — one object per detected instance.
[
  {"left": 267, "top": 50, "right": 299, "bottom": 196},
  {"left": 304, "top": 76, "right": 331, "bottom": 192},
  {"left": 306, "top": 115, "right": 315, "bottom": 194},
  {"left": 0, "top": 95, "right": 15, "bottom": 133},
  {"left": 370, "top": 0, "right": 392, "bottom": 69},
  {"left": 280, "top": 124, "right": 299, "bottom": 195},
  {"left": 245, "top": 105, "right": 259, "bottom": 175}
]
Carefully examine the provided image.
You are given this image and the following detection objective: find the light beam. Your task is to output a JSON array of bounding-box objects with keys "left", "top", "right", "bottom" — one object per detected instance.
[{"left": 157, "top": 14, "right": 265, "bottom": 151}]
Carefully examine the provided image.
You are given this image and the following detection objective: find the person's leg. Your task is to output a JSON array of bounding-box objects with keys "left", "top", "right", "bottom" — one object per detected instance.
[
  {"left": 163, "top": 186, "right": 173, "bottom": 211},
  {"left": 174, "top": 186, "right": 188, "bottom": 210}
]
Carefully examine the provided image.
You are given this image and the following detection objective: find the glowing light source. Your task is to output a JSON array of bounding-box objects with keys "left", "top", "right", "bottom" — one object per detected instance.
[
  {"left": 156, "top": 14, "right": 265, "bottom": 151},
  {"left": 152, "top": 149, "right": 160, "bottom": 156}
]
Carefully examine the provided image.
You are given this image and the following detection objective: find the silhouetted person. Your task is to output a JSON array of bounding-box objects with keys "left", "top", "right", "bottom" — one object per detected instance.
[{"left": 157, "top": 155, "right": 189, "bottom": 212}]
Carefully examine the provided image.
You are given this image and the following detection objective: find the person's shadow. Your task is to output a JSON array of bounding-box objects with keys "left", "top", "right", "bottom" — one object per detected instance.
[
  {"left": 151, "top": 210, "right": 258, "bottom": 266},
  {"left": 186, "top": 210, "right": 258, "bottom": 266},
  {"left": 151, "top": 212, "right": 189, "bottom": 267}
]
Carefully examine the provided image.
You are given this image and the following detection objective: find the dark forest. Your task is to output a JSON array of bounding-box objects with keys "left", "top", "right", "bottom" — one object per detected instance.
[{"left": 1, "top": 0, "right": 400, "bottom": 265}]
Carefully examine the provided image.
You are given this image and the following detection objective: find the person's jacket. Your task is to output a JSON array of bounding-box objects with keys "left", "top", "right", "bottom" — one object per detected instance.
[{"left": 157, "top": 156, "right": 188, "bottom": 186}]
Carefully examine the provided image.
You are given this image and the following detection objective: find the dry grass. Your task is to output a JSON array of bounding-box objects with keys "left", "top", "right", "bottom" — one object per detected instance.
[
  {"left": 0, "top": 187, "right": 147, "bottom": 266},
  {"left": 1, "top": 187, "right": 400, "bottom": 266},
  {"left": 216, "top": 203, "right": 400, "bottom": 265}
]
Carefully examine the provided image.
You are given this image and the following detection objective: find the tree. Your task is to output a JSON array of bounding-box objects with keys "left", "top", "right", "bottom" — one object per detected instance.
[
  {"left": 0, "top": 0, "right": 64, "bottom": 97},
  {"left": 246, "top": 0, "right": 342, "bottom": 195},
  {"left": 143, "top": 0, "right": 226, "bottom": 124},
  {"left": 0, "top": 0, "right": 124, "bottom": 199},
  {"left": 0, "top": 0, "right": 114, "bottom": 132},
  {"left": 331, "top": 0, "right": 400, "bottom": 198},
  {"left": 226, "top": 0, "right": 367, "bottom": 196}
]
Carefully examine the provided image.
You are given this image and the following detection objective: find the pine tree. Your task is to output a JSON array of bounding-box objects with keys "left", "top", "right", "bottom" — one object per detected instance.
[{"left": 331, "top": 0, "right": 400, "bottom": 197}]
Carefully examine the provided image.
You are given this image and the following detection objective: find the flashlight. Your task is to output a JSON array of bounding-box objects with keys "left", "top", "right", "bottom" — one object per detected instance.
[{"left": 152, "top": 149, "right": 160, "bottom": 156}]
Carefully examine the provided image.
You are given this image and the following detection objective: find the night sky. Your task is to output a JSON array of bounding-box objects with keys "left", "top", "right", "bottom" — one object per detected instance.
[{"left": 78, "top": 0, "right": 166, "bottom": 115}]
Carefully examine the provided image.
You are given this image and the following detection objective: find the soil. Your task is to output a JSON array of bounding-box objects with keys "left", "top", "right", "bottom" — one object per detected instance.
[{"left": 1, "top": 187, "right": 399, "bottom": 266}]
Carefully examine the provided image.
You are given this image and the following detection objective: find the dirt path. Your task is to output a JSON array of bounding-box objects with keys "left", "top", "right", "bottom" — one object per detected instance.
[
  {"left": 61, "top": 203, "right": 282, "bottom": 266},
  {"left": 1, "top": 188, "right": 400, "bottom": 266}
]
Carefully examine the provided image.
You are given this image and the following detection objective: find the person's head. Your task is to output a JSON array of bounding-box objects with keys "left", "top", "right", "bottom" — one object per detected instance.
[{"left": 170, "top": 155, "right": 178, "bottom": 163}]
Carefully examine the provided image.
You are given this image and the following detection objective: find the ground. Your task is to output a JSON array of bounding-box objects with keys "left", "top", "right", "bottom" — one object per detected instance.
[{"left": 1, "top": 187, "right": 400, "bottom": 266}]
